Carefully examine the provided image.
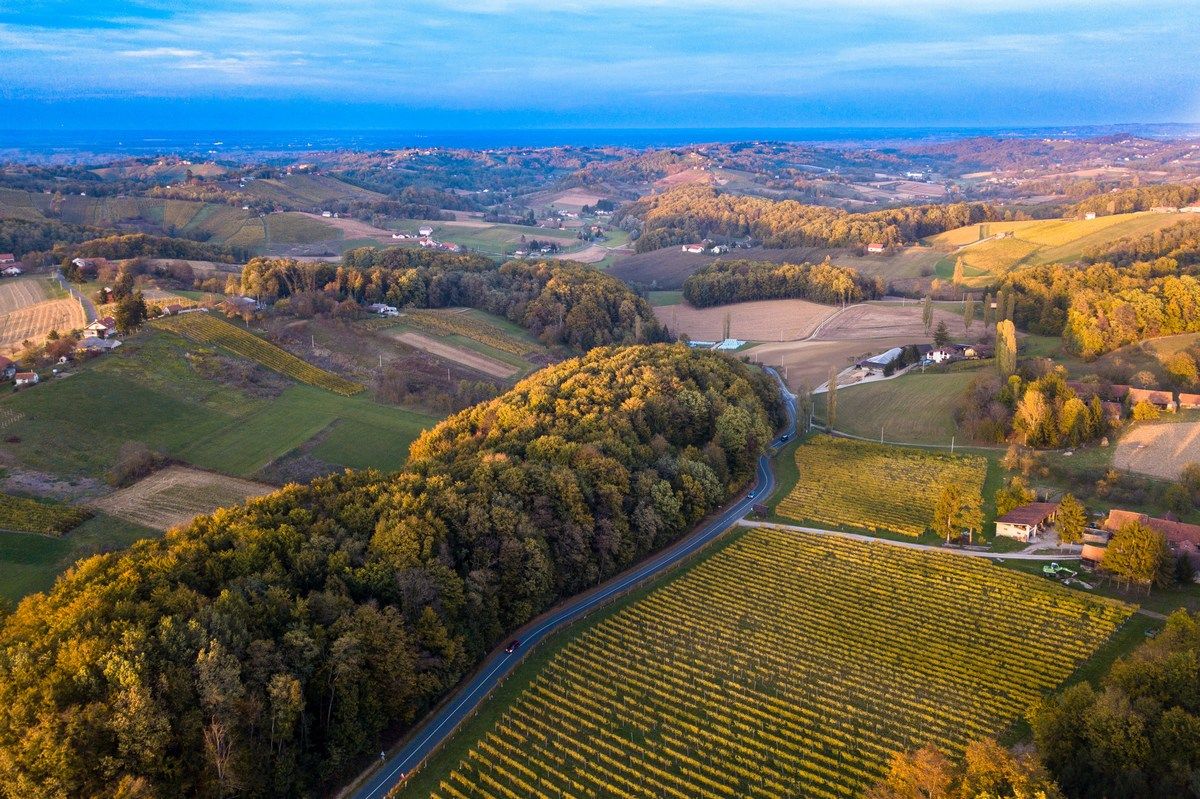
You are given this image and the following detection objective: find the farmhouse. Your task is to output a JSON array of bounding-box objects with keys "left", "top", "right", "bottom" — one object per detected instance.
[
  {"left": 856, "top": 347, "right": 903, "bottom": 373},
  {"left": 866, "top": 242, "right": 886, "bottom": 254},
  {"left": 0, "top": 254, "right": 14, "bottom": 264},
  {"left": 80, "top": 336, "right": 122, "bottom": 352},
  {"left": 366, "top": 303, "right": 399, "bottom": 317},
  {"left": 1178, "top": 392, "right": 1200, "bottom": 410},
  {"left": 681, "top": 243, "right": 706, "bottom": 254},
  {"left": 13, "top": 371, "right": 39, "bottom": 387},
  {"left": 1127, "top": 387, "right": 1176, "bottom": 412},
  {"left": 419, "top": 226, "right": 435, "bottom": 236},
  {"left": 223, "top": 296, "right": 260, "bottom": 314},
  {"left": 160, "top": 304, "right": 184, "bottom": 316},
  {"left": 83, "top": 317, "right": 117, "bottom": 339},
  {"left": 1084, "top": 212, "right": 1097, "bottom": 220},
  {"left": 995, "top": 501, "right": 1059, "bottom": 543},
  {"left": 928, "top": 347, "right": 958, "bottom": 364},
  {"left": 1, "top": 266, "right": 23, "bottom": 277},
  {"left": 71, "top": 257, "right": 109, "bottom": 273},
  {"left": 1101, "top": 509, "right": 1200, "bottom": 568}
]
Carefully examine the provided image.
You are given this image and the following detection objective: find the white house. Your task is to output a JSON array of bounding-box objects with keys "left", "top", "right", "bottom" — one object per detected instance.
[
  {"left": 1084, "top": 212, "right": 1097, "bottom": 220},
  {"left": 419, "top": 226, "right": 435, "bottom": 236},
  {"left": 13, "top": 371, "right": 38, "bottom": 387},
  {"left": 929, "top": 347, "right": 958, "bottom": 364},
  {"left": 995, "top": 502, "right": 1059, "bottom": 542},
  {"left": 321, "top": 211, "right": 333, "bottom": 218},
  {"left": 866, "top": 242, "right": 886, "bottom": 254},
  {"left": 1, "top": 266, "right": 23, "bottom": 277},
  {"left": 366, "top": 303, "right": 399, "bottom": 317},
  {"left": 83, "top": 317, "right": 117, "bottom": 339},
  {"left": 681, "top": 243, "right": 706, "bottom": 254}
]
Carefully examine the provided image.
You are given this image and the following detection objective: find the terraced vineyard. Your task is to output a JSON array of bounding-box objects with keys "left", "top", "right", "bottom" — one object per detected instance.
[
  {"left": 408, "top": 529, "right": 1130, "bottom": 799},
  {"left": 402, "top": 309, "right": 538, "bottom": 356},
  {"left": 154, "top": 312, "right": 364, "bottom": 395},
  {"left": 0, "top": 492, "right": 91, "bottom": 536},
  {"left": 778, "top": 435, "right": 986, "bottom": 537}
]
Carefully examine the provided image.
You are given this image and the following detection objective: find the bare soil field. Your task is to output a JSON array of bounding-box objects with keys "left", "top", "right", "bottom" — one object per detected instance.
[
  {"left": 0, "top": 278, "right": 50, "bottom": 314},
  {"left": 655, "top": 299, "right": 839, "bottom": 342},
  {"left": 550, "top": 243, "right": 612, "bottom": 264},
  {"left": 608, "top": 247, "right": 715, "bottom": 289},
  {"left": 814, "top": 302, "right": 962, "bottom": 341},
  {"left": 0, "top": 297, "right": 87, "bottom": 354},
  {"left": 1113, "top": 420, "right": 1200, "bottom": 481},
  {"left": 391, "top": 330, "right": 517, "bottom": 378},
  {"left": 91, "top": 466, "right": 274, "bottom": 531},
  {"left": 297, "top": 212, "right": 391, "bottom": 241},
  {"left": 544, "top": 189, "right": 610, "bottom": 210}
]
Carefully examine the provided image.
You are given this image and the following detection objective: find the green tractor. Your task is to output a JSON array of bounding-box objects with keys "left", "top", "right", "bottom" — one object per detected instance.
[{"left": 1042, "top": 562, "right": 1078, "bottom": 580}]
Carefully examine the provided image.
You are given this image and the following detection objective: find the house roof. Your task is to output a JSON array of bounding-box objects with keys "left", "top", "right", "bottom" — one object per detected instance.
[
  {"left": 14, "top": 371, "right": 36, "bottom": 379},
  {"left": 0, "top": 254, "right": 14, "bottom": 261},
  {"left": 996, "top": 502, "right": 1059, "bottom": 527},
  {"left": 1127, "top": 387, "right": 1174, "bottom": 406},
  {"left": 1100, "top": 401, "right": 1124, "bottom": 417},
  {"left": 1103, "top": 509, "right": 1200, "bottom": 547},
  {"left": 1178, "top": 392, "right": 1200, "bottom": 407},
  {"left": 867, "top": 242, "right": 885, "bottom": 249},
  {"left": 98, "top": 316, "right": 116, "bottom": 327},
  {"left": 1105, "top": 384, "right": 1131, "bottom": 401}
]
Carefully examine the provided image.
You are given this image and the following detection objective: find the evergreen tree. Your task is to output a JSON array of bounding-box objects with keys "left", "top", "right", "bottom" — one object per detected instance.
[
  {"left": 982, "top": 291, "right": 995, "bottom": 329},
  {"left": 1056, "top": 493, "right": 1086, "bottom": 544},
  {"left": 933, "top": 320, "right": 951, "bottom": 348},
  {"left": 962, "top": 295, "right": 975, "bottom": 332},
  {"left": 922, "top": 295, "right": 933, "bottom": 334},
  {"left": 825, "top": 367, "right": 838, "bottom": 432},
  {"left": 996, "top": 320, "right": 1017, "bottom": 377}
]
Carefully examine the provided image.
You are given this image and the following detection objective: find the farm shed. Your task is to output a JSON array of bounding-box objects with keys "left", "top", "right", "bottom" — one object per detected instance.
[
  {"left": 995, "top": 502, "right": 1059, "bottom": 543},
  {"left": 856, "top": 347, "right": 903, "bottom": 372},
  {"left": 1178, "top": 393, "right": 1200, "bottom": 410},
  {"left": 866, "top": 242, "right": 886, "bottom": 253},
  {"left": 1102, "top": 509, "right": 1200, "bottom": 568},
  {"left": 1, "top": 266, "right": 22, "bottom": 277},
  {"left": 14, "top": 371, "right": 38, "bottom": 386},
  {"left": 0, "top": 254, "right": 14, "bottom": 264}
]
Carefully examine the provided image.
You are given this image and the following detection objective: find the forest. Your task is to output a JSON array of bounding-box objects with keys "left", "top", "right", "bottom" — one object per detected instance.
[
  {"left": 240, "top": 251, "right": 668, "bottom": 351},
  {"left": 1071, "top": 183, "right": 1200, "bottom": 216},
  {"left": 681, "top": 258, "right": 882, "bottom": 307},
  {"left": 0, "top": 344, "right": 782, "bottom": 799},
  {"left": 1084, "top": 217, "right": 1200, "bottom": 268},
  {"left": 621, "top": 185, "right": 999, "bottom": 252}
]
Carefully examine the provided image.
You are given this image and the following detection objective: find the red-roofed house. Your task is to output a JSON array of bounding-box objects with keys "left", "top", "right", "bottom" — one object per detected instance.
[
  {"left": 681, "top": 243, "right": 706, "bottom": 254},
  {"left": 83, "top": 316, "right": 117, "bottom": 339},
  {"left": 1102, "top": 509, "right": 1200, "bottom": 568},
  {"left": 14, "top": 371, "right": 38, "bottom": 387},
  {"left": 0, "top": 254, "right": 15, "bottom": 264},
  {"left": 866, "top": 242, "right": 886, "bottom": 254},
  {"left": 995, "top": 501, "right": 1060, "bottom": 542},
  {"left": 1127, "top": 387, "right": 1176, "bottom": 411},
  {"left": 1179, "top": 393, "right": 1200, "bottom": 410}
]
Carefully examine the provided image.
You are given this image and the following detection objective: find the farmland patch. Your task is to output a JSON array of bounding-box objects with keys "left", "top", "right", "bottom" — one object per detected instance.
[
  {"left": 1113, "top": 419, "right": 1200, "bottom": 481},
  {"left": 90, "top": 465, "right": 274, "bottom": 531},
  {"left": 654, "top": 298, "right": 838, "bottom": 342},
  {"left": 390, "top": 330, "right": 518, "bottom": 379}
]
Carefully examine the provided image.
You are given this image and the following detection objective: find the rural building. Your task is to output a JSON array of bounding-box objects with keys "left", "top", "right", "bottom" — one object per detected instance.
[
  {"left": 0, "top": 356, "right": 15, "bottom": 380},
  {"left": 80, "top": 337, "right": 122, "bottom": 352},
  {"left": 1101, "top": 509, "right": 1200, "bottom": 568},
  {"left": 1150, "top": 206, "right": 1179, "bottom": 213},
  {"left": 83, "top": 317, "right": 117, "bottom": 339},
  {"left": 366, "top": 303, "right": 399, "bottom": 317},
  {"left": 419, "top": 226, "right": 435, "bottom": 236},
  {"left": 71, "top": 257, "right": 109, "bottom": 272},
  {"left": 1084, "top": 212, "right": 1097, "bottom": 220},
  {"left": 1100, "top": 401, "right": 1125, "bottom": 423},
  {"left": 681, "top": 243, "right": 706, "bottom": 254},
  {"left": 1178, "top": 392, "right": 1200, "bottom": 410},
  {"left": 321, "top": 211, "right": 333, "bottom": 218},
  {"left": 1183, "top": 206, "right": 1200, "bottom": 213},
  {"left": 0, "top": 253, "right": 15, "bottom": 264},
  {"left": 856, "top": 347, "right": 903, "bottom": 373},
  {"left": 866, "top": 242, "right": 886, "bottom": 254},
  {"left": 1127, "top": 387, "right": 1177, "bottom": 412},
  {"left": 929, "top": 347, "right": 958, "bottom": 364},
  {"left": 712, "top": 338, "right": 745, "bottom": 351},
  {"left": 223, "top": 296, "right": 260, "bottom": 314},
  {"left": 160, "top": 304, "right": 184, "bottom": 316},
  {"left": 13, "top": 371, "right": 39, "bottom": 387},
  {"left": 1, "top": 266, "right": 23, "bottom": 277},
  {"left": 995, "top": 501, "right": 1059, "bottom": 542}
]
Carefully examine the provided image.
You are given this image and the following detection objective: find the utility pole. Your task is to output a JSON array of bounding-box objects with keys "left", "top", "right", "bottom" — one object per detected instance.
[{"left": 950, "top": 436, "right": 955, "bottom": 455}]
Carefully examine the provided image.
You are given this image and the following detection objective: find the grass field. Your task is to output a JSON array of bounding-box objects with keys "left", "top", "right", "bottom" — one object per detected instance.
[
  {"left": 926, "top": 212, "right": 1191, "bottom": 286},
  {"left": 778, "top": 435, "right": 987, "bottom": 537},
  {"left": 399, "top": 527, "right": 1131, "bottom": 799},
  {"left": 814, "top": 370, "right": 975, "bottom": 444},
  {"left": 399, "top": 219, "right": 580, "bottom": 256},
  {"left": 240, "top": 174, "right": 385, "bottom": 208},
  {"left": 0, "top": 329, "right": 439, "bottom": 480},
  {"left": 402, "top": 309, "right": 539, "bottom": 356},
  {"left": 0, "top": 513, "right": 158, "bottom": 603},
  {"left": 653, "top": 298, "right": 838, "bottom": 342}
]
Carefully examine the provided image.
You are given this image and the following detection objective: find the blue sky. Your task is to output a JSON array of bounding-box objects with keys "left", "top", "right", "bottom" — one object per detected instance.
[{"left": 1, "top": 0, "right": 1197, "bottom": 130}]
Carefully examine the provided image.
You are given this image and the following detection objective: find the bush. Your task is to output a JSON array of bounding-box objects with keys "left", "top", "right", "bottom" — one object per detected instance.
[{"left": 105, "top": 441, "right": 167, "bottom": 487}]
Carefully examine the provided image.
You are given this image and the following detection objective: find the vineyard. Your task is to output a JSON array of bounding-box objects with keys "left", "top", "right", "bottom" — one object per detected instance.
[
  {"left": 402, "top": 309, "right": 537, "bottom": 356},
  {"left": 407, "top": 528, "right": 1130, "bottom": 799},
  {"left": 0, "top": 492, "right": 91, "bottom": 536},
  {"left": 777, "top": 435, "right": 986, "bottom": 537},
  {"left": 0, "top": 297, "right": 87, "bottom": 355},
  {"left": 154, "top": 312, "right": 364, "bottom": 395},
  {"left": 91, "top": 465, "right": 274, "bottom": 531}
]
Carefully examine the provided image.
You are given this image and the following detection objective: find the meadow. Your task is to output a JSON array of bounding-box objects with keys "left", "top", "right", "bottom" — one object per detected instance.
[
  {"left": 400, "top": 528, "right": 1131, "bottom": 799},
  {"left": 814, "top": 370, "right": 976, "bottom": 444},
  {"left": 777, "top": 435, "right": 987, "bottom": 537}
]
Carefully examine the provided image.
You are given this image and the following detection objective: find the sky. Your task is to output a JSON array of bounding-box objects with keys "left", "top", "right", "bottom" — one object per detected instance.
[{"left": 1, "top": 0, "right": 1198, "bottom": 131}]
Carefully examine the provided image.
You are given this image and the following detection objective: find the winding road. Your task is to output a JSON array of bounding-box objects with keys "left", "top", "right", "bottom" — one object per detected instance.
[{"left": 349, "top": 369, "right": 798, "bottom": 799}]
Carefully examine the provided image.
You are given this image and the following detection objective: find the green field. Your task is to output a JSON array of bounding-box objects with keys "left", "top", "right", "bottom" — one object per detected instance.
[
  {"left": 0, "top": 329, "right": 440, "bottom": 480},
  {"left": 399, "top": 219, "right": 581, "bottom": 256},
  {"left": 240, "top": 174, "right": 384, "bottom": 208},
  {"left": 815, "top": 370, "right": 975, "bottom": 444},
  {"left": 646, "top": 290, "right": 684, "bottom": 306},
  {"left": 926, "top": 212, "right": 1192, "bottom": 285},
  {"left": 0, "top": 513, "right": 158, "bottom": 603},
  {"left": 398, "top": 527, "right": 1131, "bottom": 799}
]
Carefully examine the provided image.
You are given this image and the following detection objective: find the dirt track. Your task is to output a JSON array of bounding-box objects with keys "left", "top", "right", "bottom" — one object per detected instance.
[
  {"left": 91, "top": 466, "right": 274, "bottom": 531},
  {"left": 392, "top": 330, "right": 517, "bottom": 378}
]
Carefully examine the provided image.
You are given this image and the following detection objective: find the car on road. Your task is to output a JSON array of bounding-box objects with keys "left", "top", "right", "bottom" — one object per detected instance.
[
  {"left": 781, "top": 433, "right": 790, "bottom": 441},
  {"left": 504, "top": 639, "right": 521, "bottom": 653},
  {"left": 748, "top": 491, "right": 756, "bottom": 499}
]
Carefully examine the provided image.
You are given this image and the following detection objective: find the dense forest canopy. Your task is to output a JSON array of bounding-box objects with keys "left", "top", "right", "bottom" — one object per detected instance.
[
  {"left": 0, "top": 344, "right": 782, "bottom": 799},
  {"left": 1084, "top": 217, "right": 1200, "bottom": 268},
  {"left": 1071, "top": 183, "right": 1200, "bottom": 217},
  {"left": 681, "top": 259, "right": 883, "bottom": 308},
  {"left": 240, "top": 250, "right": 668, "bottom": 350},
  {"left": 621, "top": 185, "right": 999, "bottom": 252}
]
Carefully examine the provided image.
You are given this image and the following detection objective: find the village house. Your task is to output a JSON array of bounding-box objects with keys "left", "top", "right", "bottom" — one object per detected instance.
[
  {"left": 0, "top": 356, "right": 15, "bottom": 380},
  {"left": 223, "top": 296, "right": 260, "bottom": 314},
  {"left": 419, "top": 226, "right": 435, "bottom": 237},
  {"left": 681, "top": 243, "right": 706, "bottom": 254},
  {"left": 71, "top": 257, "right": 109, "bottom": 273},
  {"left": 83, "top": 316, "right": 117, "bottom": 339},
  {"left": 13, "top": 371, "right": 39, "bottom": 387},
  {"left": 1100, "top": 509, "right": 1200, "bottom": 569},
  {"left": 1126, "top": 387, "right": 1177, "bottom": 412},
  {"left": 80, "top": 336, "right": 122, "bottom": 353},
  {"left": 366, "top": 302, "right": 399, "bottom": 317},
  {"left": 928, "top": 347, "right": 958, "bottom": 364},
  {"left": 866, "top": 242, "right": 886, "bottom": 254},
  {"left": 1, "top": 266, "right": 23, "bottom": 277},
  {"left": 1178, "top": 392, "right": 1200, "bottom": 410},
  {"left": 855, "top": 347, "right": 903, "bottom": 373},
  {"left": 995, "top": 501, "right": 1059, "bottom": 542},
  {"left": 160, "top": 304, "right": 184, "bottom": 316},
  {"left": 0, "top": 253, "right": 16, "bottom": 264}
]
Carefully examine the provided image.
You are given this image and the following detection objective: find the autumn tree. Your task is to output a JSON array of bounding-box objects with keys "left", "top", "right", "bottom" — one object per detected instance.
[
  {"left": 953, "top": 257, "right": 965, "bottom": 285},
  {"left": 869, "top": 739, "right": 1063, "bottom": 799},
  {"left": 826, "top": 367, "right": 839, "bottom": 432},
  {"left": 1103, "top": 519, "right": 1173, "bottom": 589},
  {"left": 962, "top": 295, "right": 975, "bottom": 332},
  {"left": 1055, "top": 493, "right": 1086, "bottom": 544},
  {"left": 996, "top": 320, "right": 1017, "bottom": 377},
  {"left": 995, "top": 476, "right": 1036, "bottom": 518},
  {"left": 934, "top": 483, "right": 982, "bottom": 543},
  {"left": 922, "top": 294, "right": 933, "bottom": 334},
  {"left": 982, "top": 291, "right": 995, "bottom": 329}
]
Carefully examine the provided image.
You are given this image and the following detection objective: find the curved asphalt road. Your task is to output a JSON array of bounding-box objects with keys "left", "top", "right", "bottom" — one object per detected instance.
[{"left": 352, "top": 369, "right": 797, "bottom": 799}]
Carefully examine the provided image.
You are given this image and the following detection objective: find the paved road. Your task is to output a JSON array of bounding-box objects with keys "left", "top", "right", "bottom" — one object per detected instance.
[{"left": 350, "top": 369, "right": 797, "bottom": 799}]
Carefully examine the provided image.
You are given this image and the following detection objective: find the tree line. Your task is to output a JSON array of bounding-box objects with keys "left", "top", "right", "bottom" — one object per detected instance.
[
  {"left": 239, "top": 249, "right": 669, "bottom": 351},
  {"left": 620, "top": 185, "right": 1000, "bottom": 253},
  {"left": 1071, "top": 183, "right": 1200, "bottom": 217},
  {"left": 680, "top": 259, "right": 883, "bottom": 308},
  {"left": 1084, "top": 217, "right": 1200, "bottom": 268},
  {"left": 0, "top": 344, "right": 783, "bottom": 798}
]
